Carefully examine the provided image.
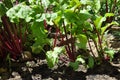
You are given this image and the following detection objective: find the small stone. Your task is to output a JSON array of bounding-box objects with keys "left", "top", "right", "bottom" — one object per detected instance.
[
  {"left": 12, "top": 72, "right": 20, "bottom": 77},
  {"left": 32, "top": 74, "right": 42, "bottom": 80},
  {"left": 28, "top": 68, "right": 33, "bottom": 73},
  {"left": 21, "top": 67, "right": 27, "bottom": 71}
]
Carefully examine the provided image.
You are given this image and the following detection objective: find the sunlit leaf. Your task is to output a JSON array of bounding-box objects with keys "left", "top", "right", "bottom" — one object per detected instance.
[
  {"left": 7, "top": 4, "right": 34, "bottom": 22},
  {"left": 41, "top": 0, "right": 50, "bottom": 9},
  {"left": 105, "top": 13, "right": 114, "bottom": 17},
  {"left": 76, "top": 34, "right": 87, "bottom": 49},
  {"left": 104, "top": 48, "right": 115, "bottom": 59},
  {"left": 94, "top": 16, "right": 106, "bottom": 29},
  {"left": 76, "top": 55, "right": 85, "bottom": 64},
  {"left": 94, "top": 0, "right": 101, "bottom": 13},
  {"left": 46, "top": 47, "right": 64, "bottom": 68},
  {"left": 101, "top": 21, "right": 119, "bottom": 35},
  {"left": 31, "top": 22, "right": 48, "bottom": 53}
]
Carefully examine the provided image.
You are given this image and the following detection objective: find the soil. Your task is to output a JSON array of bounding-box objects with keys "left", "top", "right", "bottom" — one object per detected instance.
[
  {"left": 1, "top": 58, "right": 120, "bottom": 80},
  {"left": 0, "top": 30, "right": 120, "bottom": 80}
]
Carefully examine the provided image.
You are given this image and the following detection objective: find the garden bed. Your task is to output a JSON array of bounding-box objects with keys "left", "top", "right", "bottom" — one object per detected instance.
[
  {"left": 1, "top": 32, "right": 120, "bottom": 80},
  {"left": 0, "top": 0, "right": 120, "bottom": 80}
]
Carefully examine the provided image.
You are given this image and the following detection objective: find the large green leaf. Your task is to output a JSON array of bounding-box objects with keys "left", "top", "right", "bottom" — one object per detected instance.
[
  {"left": 64, "top": 9, "right": 79, "bottom": 23},
  {"left": 77, "top": 13, "right": 91, "bottom": 25},
  {"left": 6, "top": 4, "right": 34, "bottom": 22},
  {"left": 31, "top": 22, "right": 48, "bottom": 53},
  {"left": 76, "top": 34, "right": 87, "bottom": 49},
  {"left": 64, "top": 9, "right": 91, "bottom": 25}
]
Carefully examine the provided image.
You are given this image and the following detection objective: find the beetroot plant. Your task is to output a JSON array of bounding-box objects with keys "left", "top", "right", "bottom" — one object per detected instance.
[
  {"left": 44, "top": 0, "right": 119, "bottom": 69},
  {"left": 0, "top": 1, "right": 25, "bottom": 59},
  {"left": 0, "top": 0, "right": 119, "bottom": 70}
]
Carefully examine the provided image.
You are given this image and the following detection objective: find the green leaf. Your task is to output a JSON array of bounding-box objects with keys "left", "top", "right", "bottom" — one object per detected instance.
[
  {"left": 46, "top": 47, "right": 64, "bottom": 68},
  {"left": 104, "top": 48, "right": 115, "bottom": 59},
  {"left": 88, "top": 56, "right": 94, "bottom": 68},
  {"left": 64, "top": 9, "right": 78, "bottom": 23},
  {"left": 69, "top": 62, "right": 79, "bottom": 70},
  {"left": 94, "top": 16, "right": 106, "bottom": 29},
  {"left": 69, "top": 55, "right": 85, "bottom": 70},
  {"left": 0, "top": 2, "right": 7, "bottom": 16},
  {"left": 31, "top": 42, "right": 44, "bottom": 54},
  {"left": 30, "top": 4, "right": 43, "bottom": 14},
  {"left": 76, "top": 34, "right": 87, "bottom": 49},
  {"left": 41, "top": 0, "right": 50, "bottom": 9},
  {"left": 31, "top": 22, "right": 46, "bottom": 37},
  {"left": 31, "top": 22, "right": 48, "bottom": 53},
  {"left": 69, "top": 0, "right": 81, "bottom": 9},
  {"left": 6, "top": 4, "right": 33, "bottom": 22},
  {"left": 36, "top": 14, "right": 45, "bottom": 22},
  {"left": 105, "top": 13, "right": 114, "bottom": 18},
  {"left": 77, "top": 13, "right": 91, "bottom": 25},
  {"left": 43, "top": 13, "right": 58, "bottom": 25},
  {"left": 64, "top": 9, "right": 91, "bottom": 25},
  {"left": 76, "top": 55, "right": 85, "bottom": 64},
  {"left": 16, "top": 6, "right": 32, "bottom": 19},
  {"left": 53, "top": 11, "right": 63, "bottom": 27},
  {"left": 93, "top": 0, "right": 101, "bottom": 13},
  {"left": 101, "top": 21, "right": 119, "bottom": 35},
  {"left": 84, "top": 21, "right": 93, "bottom": 31},
  {"left": 3, "top": 0, "right": 13, "bottom": 8}
]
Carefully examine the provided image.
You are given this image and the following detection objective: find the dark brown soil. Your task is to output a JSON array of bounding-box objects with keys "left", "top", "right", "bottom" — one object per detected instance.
[{"left": 0, "top": 56, "right": 119, "bottom": 80}]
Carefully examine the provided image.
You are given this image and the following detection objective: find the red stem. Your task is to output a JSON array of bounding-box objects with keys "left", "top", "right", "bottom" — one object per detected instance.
[
  {"left": 88, "top": 40, "right": 96, "bottom": 57},
  {"left": 44, "top": 20, "right": 47, "bottom": 29},
  {"left": 70, "top": 23, "right": 76, "bottom": 58},
  {"left": 63, "top": 21, "right": 75, "bottom": 61},
  {"left": 53, "top": 28, "right": 59, "bottom": 48},
  {"left": 1, "top": 16, "right": 22, "bottom": 57}
]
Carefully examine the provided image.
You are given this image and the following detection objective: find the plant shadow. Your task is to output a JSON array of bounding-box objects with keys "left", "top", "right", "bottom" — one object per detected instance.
[{"left": 87, "top": 61, "right": 120, "bottom": 80}]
